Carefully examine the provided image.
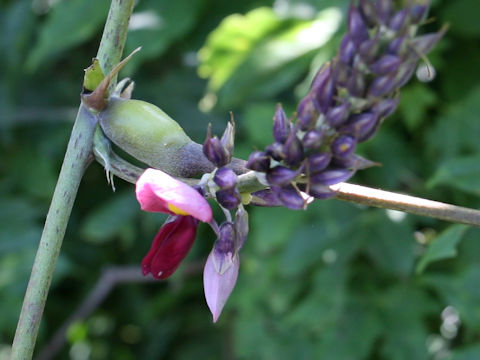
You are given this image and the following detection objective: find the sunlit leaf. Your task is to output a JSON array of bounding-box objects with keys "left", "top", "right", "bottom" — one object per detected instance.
[{"left": 198, "top": 7, "right": 342, "bottom": 109}]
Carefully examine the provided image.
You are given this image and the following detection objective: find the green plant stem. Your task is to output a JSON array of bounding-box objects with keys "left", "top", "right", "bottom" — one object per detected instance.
[{"left": 10, "top": 1, "right": 134, "bottom": 359}]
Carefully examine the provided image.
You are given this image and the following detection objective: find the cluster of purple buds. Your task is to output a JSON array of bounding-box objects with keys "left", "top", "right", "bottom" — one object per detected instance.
[
  {"left": 202, "top": 125, "right": 251, "bottom": 321},
  {"left": 203, "top": 121, "right": 242, "bottom": 210},
  {"left": 247, "top": 0, "right": 445, "bottom": 209}
]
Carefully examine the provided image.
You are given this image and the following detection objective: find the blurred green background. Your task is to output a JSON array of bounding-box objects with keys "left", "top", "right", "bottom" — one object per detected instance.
[{"left": 2, "top": 0, "right": 480, "bottom": 359}]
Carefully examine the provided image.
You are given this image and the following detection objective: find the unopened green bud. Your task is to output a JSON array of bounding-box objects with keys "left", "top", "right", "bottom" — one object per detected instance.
[{"left": 98, "top": 97, "right": 199, "bottom": 177}]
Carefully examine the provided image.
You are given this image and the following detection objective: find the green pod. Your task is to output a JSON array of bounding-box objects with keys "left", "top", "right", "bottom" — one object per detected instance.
[{"left": 98, "top": 97, "right": 218, "bottom": 177}]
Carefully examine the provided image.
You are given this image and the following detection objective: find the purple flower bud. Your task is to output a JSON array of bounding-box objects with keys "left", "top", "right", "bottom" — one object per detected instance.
[
  {"left": 265, "top": 142, "right": 285, "bottom": 161},
  {"left": 341, "top": 112, "right": 378, "bottom": 142},
  {"left": 250, "top": 189, "right": 283, "bottom": 207},
  {"left": 273, "top": 104, "right": 291, "bottom": 144},
  {"left": 220, "top": 121, "right": 235, "bottom": 157},
  {"left": 359, "top": 36, "right": 380, "bottom": 62},
  {"left": 375, "top": 0, "right": 393, "bottom": 24},
  {"left": 393, "top": 61, "right": 417, "bottom": 89},
  {"left": 332, "top": 153, "right": 379, "bottom": 170},
  {"left": 370, "top": 55, "right": 402, "bottom": 75},
  {"left": 234, "top": 207, "right": 249, "bottom": 251},
  {"left": 346, "top": 69, "right": 366, "bottom": 98},
  {"left": 271, "top": 185, "right": 307, "bottom": 210},
  {"left": 358, "top": 0, "right": 377, "bottom": 27},
  {"left": 216, "top": 188, "right": 241, "bottom": 210},
  {"left": 215, "top": 222, "right": 236, "bottom": 262},
  {"left": 308, "top": 183, "right": 336, "bottom": 199},
  {"left": 311, "top": 63, "right": 335, "bottom": 114},
  {"left": 348, "top": 4, "right": 369, "bottom": 47},
  {"left": 302, "top": 129, "right": 324, "bottom": 149},
  {"left": 326, "top": 103, "right": 350, "bottom": 127},
  {"left": 368, "top": 72, "right": 396, "bottom": 97},
  {"left": 334, "top": 62, "right": 350, "bottom": 87},
  {"left": 409, "top": 5, "right": 428, "bottom": 24},
  {"left": 284, "top": 133, "right": 304, "bottom": 166},
  {"left": 310, "top": 168, "right": 354, "bottom": 186},
  {"left": 410, "top": 30, "right": 446, "bottom": 56},
  {"left": 387, "top": 36, "right": 407, "bottom": 55},
  {"left": 331, "top": 135, "right": 356, "bottom": 158},
  {"left": 389, "top": 9, "right": 408, "bottom": 32},
  {"left": 296, "top": 95, "right": 317, "bottom": 131},
  {"left": 307, "top": 152, "right": 332, "bottom": 173},
  {"left": 373, "top": 97, "right": 400, "bottom": 118},
  {"left": 203, "top": 249, "right": 239, "bottom": 323},
  {"left": 266, "top": 165, "right": 299, "bottom": 186},
  {"left": 340, "top": 35, "right": 356, "bottom": 65},
  {"left": 246, "top": 151, "right": 270, "bottom": 172},
  {"left": 214, "top": 167, "right": 237, "bottom": 189},
  {"left": 203, "top": 125, "right": 230, "bottom": 167}
]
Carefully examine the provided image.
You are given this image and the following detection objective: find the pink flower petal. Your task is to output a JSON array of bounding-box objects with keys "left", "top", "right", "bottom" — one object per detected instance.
[
  {"left": 203, "top": 251, "right": 239, "bottom": 322},
  {"left": 136, "top": 168, "right": 212, "bottom": 222}
]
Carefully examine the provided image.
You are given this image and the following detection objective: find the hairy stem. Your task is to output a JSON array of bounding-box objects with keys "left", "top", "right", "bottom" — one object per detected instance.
[{"left": 11, "top": 1, "right": 134, "bottom": 359}]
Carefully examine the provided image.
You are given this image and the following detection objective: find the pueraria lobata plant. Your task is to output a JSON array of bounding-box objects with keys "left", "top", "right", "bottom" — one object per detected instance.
[
  {"left": 83, "top": 0, "right": 446, "bottom": 322},
  {"left": 13, "top": 1, "right": 470, "bottom": 358}
]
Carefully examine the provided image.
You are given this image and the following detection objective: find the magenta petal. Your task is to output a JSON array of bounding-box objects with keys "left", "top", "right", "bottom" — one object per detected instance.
[
  {"left": 142, "top": 215, "right": 198, "bottom": 279},
  {"left": 136, "top": 168, "right": 212, "bottom": 222},
  {"left": 203, "top": 251, "right": 239, "bottom": 323}
]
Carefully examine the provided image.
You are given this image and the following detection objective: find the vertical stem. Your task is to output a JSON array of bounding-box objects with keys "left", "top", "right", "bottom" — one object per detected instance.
[{"left": 10, "top": 1, "right": 134, "bottom": 359}]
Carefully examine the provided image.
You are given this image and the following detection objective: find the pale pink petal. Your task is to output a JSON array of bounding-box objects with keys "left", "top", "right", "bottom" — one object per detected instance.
[
  {"left": 203, "top": 251, "right": 239, "bottom": 323},
  {"left": 136, "top": 168, "right": 212, "bottom": 222}
]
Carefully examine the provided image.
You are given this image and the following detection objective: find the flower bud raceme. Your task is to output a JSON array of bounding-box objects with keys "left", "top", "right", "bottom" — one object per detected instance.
[{"left": 241, "top": 0, "right": 444, "bottom": 211}]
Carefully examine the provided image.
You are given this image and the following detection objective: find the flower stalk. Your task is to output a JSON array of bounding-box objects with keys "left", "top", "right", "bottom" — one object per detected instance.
[
  {"left": 10, "top": 1, "right": 135, "bottom": 359},
  {"left": 97, "top": 153, "right": 480, "bottom": 228}
]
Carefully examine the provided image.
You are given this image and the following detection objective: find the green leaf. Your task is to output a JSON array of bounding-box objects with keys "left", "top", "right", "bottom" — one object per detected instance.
[
  {"left": 399, "top": 84, "right": 437, "bottom": 131},
  {"left": 26, "top": 0, "right": 110, "bottom": 71},
  {"left": 440, "top": 0, "right": 480, "bottom": 36},
  {"left": 249, "top": 206, "right": 305, "bottom": 254},
  {"left": 427, "top": 87, "right": 480, "bottom": 160},
  {"left": 315, "top": 295, "right": 382, "bottom": 360},
  {"left": 123, "top": 0, "right": 204, "bottom": 74},
  {"left": 243, "top": 102, "right": 277, "bottom": 148},
  {"left": 361, "top": 211, "right": 417, "bottom": 277},
  {"left": 423, "top": 266, "right": 480, "bottom": 332},
  {"left": 198, "top": 7, "right": 342, "bottom": 109},
  {"left": 446, "top": 345, "right": 480, "bottom": 360},
  {"left": 379, "top": 284, "right": 436, "bottom": 360},
  {"left": 416, "top": 225, "right": 468, "bottom": 274},
  {"left": 427, "top": 155, "right": 480, "bottom": 195},
  {"left": 80, "top": 191, "right": 138, "bottom": 243}
]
